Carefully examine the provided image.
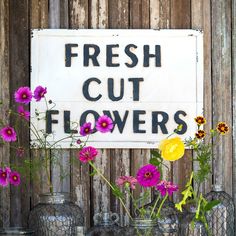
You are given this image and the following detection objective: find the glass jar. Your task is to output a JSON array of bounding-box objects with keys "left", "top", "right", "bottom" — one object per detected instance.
[
  {"left": 0, "top": 227, "right": 34, "bottom": 235},
  {"left": 86, "top": 212, "right": 122, "bottom": 236},
  {"left": 205, "top": 185, "right": 235, "bottom": 236},
  {"left": 28, "top": 192, "right": 84, "bottom": 236},
  {"left": 180, "top": 206, "right": 207, "bottom": 236},
  {"left": 121, "top": 218, "right": 161, "bottom": 236}
]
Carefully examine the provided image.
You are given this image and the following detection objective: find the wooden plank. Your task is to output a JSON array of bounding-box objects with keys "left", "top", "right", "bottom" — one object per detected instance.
[
  {"left": 69, "top": 0, "right": 88, "bottom": 29},
  {"left": 211, "top": 0, "right": 232, "bottom": 194},
  {"left": 108, "top": 0, "right": 130, "bottom": 226},
  {"left": 49, "top": 0, "right": 60, "bottom": 28},
  {"left": 89, "top": 0, "right": 111, "bottom": 224},
  {"left": 232, "top": 0, "right": 236, "bottom": 219},
  {"left": 31, "top": 0, "right": 48, "bottom": 28},
  {"left": 170, "top": 0, "right": 191, "bottom": 29},
  {"left": 191, "top": 0, "right": 212, "bottom": 194},
  {"left": 30, "top": 0, "right": 49, "bottom": 207},
  {"left": 69, "top": 0, "right": 91, "bottom": 229},
  {"left": 170, "top": 0, "right": 192, "bottom": 201},
  {"left": 9, "top": 0, "right": 30, "bottom": 227},
  {"left": 0, "top": 0, "right": 10, "bottom": 228}
]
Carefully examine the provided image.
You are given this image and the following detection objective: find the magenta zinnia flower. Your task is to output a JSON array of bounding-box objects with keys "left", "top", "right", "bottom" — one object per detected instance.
[
  {"left": 0, "top": 167, "right": 11, "bottom": 187},
  {"left": 9, "top": 171, "right": 21, "bottom": 186},
  {"left": 136, "top": 164, "right": 160, "bottom": 188},
  {"left": 96, "top": 115, "right": 113, "bottom": 133},
  {"left": 0, "top": 126, "right": 17, "bottom": 142},
  {"left": 14, "top": 86, "right": 32, "bottom": 104},
  {"left": 116, "top": 176, "right": 138, "bottom": 190},
  {"left": 156, "top": 180, "right": 178, "bottom": 196},
  {"left": 78, "top": 146, "right": 98, "bottom": 163},
  {"left": 17, "top": 106, "right": 30, "bottom": 121},
  {"left": 34, "top": 85, "right": 47, "bottom": 102},
  {"left": 80, "top": 122, "right": 93, "bottom": 136}
]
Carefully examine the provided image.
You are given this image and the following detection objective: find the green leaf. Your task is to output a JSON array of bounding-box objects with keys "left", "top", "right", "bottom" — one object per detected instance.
[
  {"left": 204, "top": 200, "right": 221, "bottom": 211},
  {"left": 111, "top": 183, "right": 124, "bottom": 199},
  {"left": 151, "top": 150, "right": 162, "bottom": 160},
  {"left": 149, "top": 158, "right": 161, "bottom": 166},
  {"left": 89, "top": 170, "right": 97, "bottom": 176}
]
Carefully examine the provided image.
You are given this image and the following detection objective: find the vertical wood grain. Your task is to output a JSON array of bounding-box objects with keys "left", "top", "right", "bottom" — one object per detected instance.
[
  {"left": 30, "top": 0, "right": 49, "bottom": 207},
  {"left": 108, "top": 0, "right": 131, "bottom": 226},
  {"left": 0, "top": 0, "right": 10, "bottom": 227},
  {"left": 69, "top": 0, "right": 90, "bottom": 229},
  {"left": 191, "top": 0, "right": 212, "bottom": 194},
  {"left": 232, "top": 0, "right": 236, "bottom": 219},
  {"left": 89, "top": 0, "right": 111, "bottom": 225},
  {"left": 211, "top": 0, "right": 232, "bottom": 194},
  {"left": 9, "top": 0, "right": 30, "bottom": 227},
  {"left": 170, "top": 0, "right": 192, "bottom": 201}
]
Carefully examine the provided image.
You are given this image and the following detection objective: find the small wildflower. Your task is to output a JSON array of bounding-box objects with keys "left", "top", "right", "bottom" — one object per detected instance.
[
  {"left": 80, "top": 122, "right": 93, "bottom": 136},
  {"left": 194, "top": 116, "right": 206, "bottom": 125},
  {"left": 17, "top": 106, "right": 30, "bottom": 121},
  {"left": 16, "top": 147, "right": 25, "bottom": 157},
  {"left": 116, "top": 176, "right": 138, "bottom": 190},
  {"left": 216, "top": 122, "right": 229, "bottom": 135},
  {"left": 195, "top": 130, "right": 206, "bottom": 139},
  {"left": 9, "top": 171, "right": 21, "bottom": 186},
  {"left": 156, "top": 180, "right": 178, "bottom": 196},
  {"left": 34, "top": 86, "right": 47, "bottom": 102},
  {"left": 96, "top": 115, "right": 113, "bottom": 133},
  {"left": 14, "top": 86, "right": 32, "bottom": 104},
  {"left": 0, "top": 126, "right": 17, "bottom": 142},
  {"left": 76, "top": 139, "right": 81, "bottom": 145}
]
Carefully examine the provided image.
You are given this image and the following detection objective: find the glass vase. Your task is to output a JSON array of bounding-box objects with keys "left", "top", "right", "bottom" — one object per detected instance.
[
  {"left": 121, "top": 218, "right": 161, "bottom": 236},
  {"left": 28, "top": 192, "right": 84, "bottom": 236},
  {"left": 180, "top": 205, "right": 208, "bottom": 236},
  {"left": 86, "top": 212, "right": 122, "bottom": 236},
  {"left": 0, "top": 227, "right": 34, "bottom": 235},
  {"left": 205, "top": 185, "right": 235, "bottom": 236}
]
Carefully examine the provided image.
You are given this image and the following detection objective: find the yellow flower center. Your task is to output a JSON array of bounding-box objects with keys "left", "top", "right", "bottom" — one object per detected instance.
[
  {"left": 102, "top": 122, "right": 107, "bottom": 127},
  {"left": 7, "top": 130, "right": 12, "bottom": 135},
  {"left": 144, "top": 172, "right": 152, "bottom": 178}
]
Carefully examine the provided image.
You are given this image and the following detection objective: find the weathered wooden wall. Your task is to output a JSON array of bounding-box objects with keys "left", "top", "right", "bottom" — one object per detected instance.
[{"left": 0, "top": 0, "right": 235, "bottom": 230}]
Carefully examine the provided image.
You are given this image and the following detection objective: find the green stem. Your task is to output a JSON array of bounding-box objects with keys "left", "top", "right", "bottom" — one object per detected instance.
[
  {"left": 89, "top": 161, "right": 132, "bottom": 220},
  {"left": 156, "top": 194, "right": 168, "bottom": 218},
  {"left": 150, "top": 194, "right": 160, "bottom": 219}
]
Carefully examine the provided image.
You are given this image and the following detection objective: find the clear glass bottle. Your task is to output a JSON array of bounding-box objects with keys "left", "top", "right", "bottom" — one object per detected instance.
[
  {"left": 86, "top": 212, "right": 122, "bottom": 236},
  {"left": 180, "top": 205, "right": 208, "bottom": 236},
  {"left": 0, "top": 227, "right": 34, "bottom": 235},
  {"left": 205, "top": 184, "right": 235, "bottom": 236},
  {"left": 121, "top": 218, "right": 161, "bottom": 236},
  {"left": 141, "top": 191, "right": 180, "bottom": 235},
  {"left": 28, "top": 192, "right": 84, "bottom": 236}
]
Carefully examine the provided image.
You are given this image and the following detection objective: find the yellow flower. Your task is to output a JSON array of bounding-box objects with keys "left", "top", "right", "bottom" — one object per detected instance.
[
  {"left": 159, "top": 137, "right": 185, "bottom": 161},
  {"left": 194, "top": 116, "right": 206, "bottom": 125},
  {"left": 216, "top": 122, "right": 229, "bottom": 135}
]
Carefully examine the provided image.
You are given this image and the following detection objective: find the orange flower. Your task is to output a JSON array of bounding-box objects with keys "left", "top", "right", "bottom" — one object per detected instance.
[
  {"left": 195, "top": 130, "right": 206, "bottom": 139},
  {"left": 159, "top": 137, "right": 185, "bottom": 161},
  {"left": 194, "top": 116, "right": 206, "bottom": 125},
  {"left": 216, "top": 122, "right": 229, "bottom": 135}
]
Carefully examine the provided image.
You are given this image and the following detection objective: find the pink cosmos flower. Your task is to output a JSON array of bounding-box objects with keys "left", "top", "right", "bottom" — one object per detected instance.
[
  {"left": 14, "top": 86, "right": 32, "bottom": 104},
  {"left": 156, "top": 180, "right": 178, "bottom": 196},
  {"left": 80, "top": 122, "right": 93, "bottom": 136},
  {"left": 96, "top": 115, "right": 113, "bottom": 133},
  {"left": 136, "top": 164, "right": 160, "bottom": 188},
  {"left": 116, "top": 176, "right": 138, "bottom": 190},
  {"left": 16, "top": 147, "right": 25, "bottom": 157},
  {"left": 9, "top": 171, "right": 21, "bottom": 186},
  {"left": 78, "top": 146, "right": 98, "bottom": 163},
  {"left": 34, "top": 86, "right": 47, "bottom": 102},
  {"left": 17, "top": 106, "right": 30, "bottom": 121},
  {"left": 0, "top": 126, "right": 17, "bottom": 142},
  {"left": 0, "top": 167, "right": 11, "bottom": 187}
]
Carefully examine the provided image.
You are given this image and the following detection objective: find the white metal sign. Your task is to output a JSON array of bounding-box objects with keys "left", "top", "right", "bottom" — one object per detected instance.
[{"left": 31, "top": 29, "right": 203, "bottom": 148}]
